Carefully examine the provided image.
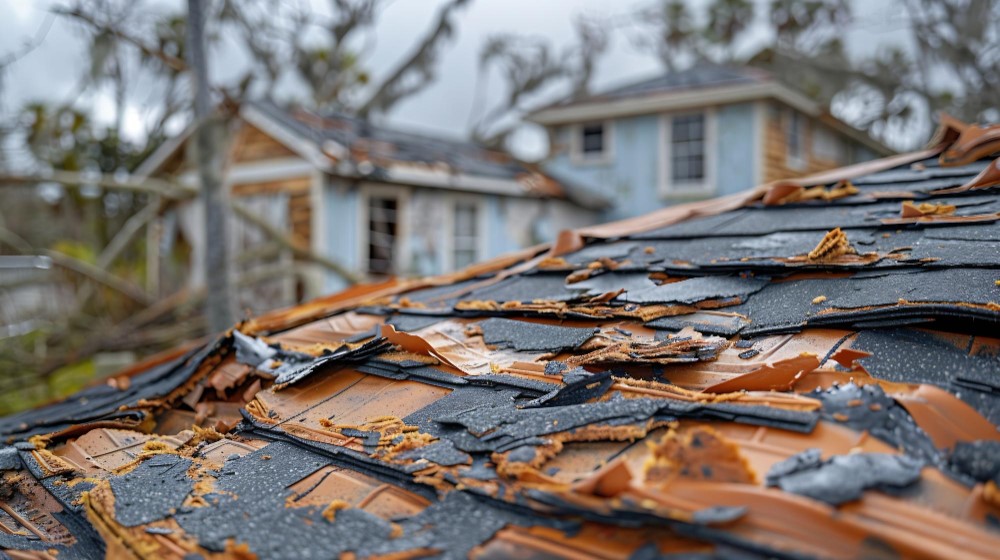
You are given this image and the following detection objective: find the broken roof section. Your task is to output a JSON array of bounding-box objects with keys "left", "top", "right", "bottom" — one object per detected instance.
[
  {"left": 137, "top": 100, "right": 610, "bottom": 209},
  {"left": 3, "top": 116, "right": 1000, "bottom": 559}
]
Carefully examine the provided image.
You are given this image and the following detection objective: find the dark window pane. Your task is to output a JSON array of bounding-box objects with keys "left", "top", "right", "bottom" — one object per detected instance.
[
  {"left": 670, "top": 113, "right": 706, "bottom": 183},
  {"left": 581, "top": 123, "right": 604, "bottom": 154},
  {"left": 368, "top": 196, "right": 398, "bottom": 275}
]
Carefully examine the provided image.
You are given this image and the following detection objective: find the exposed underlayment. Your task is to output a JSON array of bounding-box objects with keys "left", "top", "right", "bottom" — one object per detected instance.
[{"left": 4, "top": 119, "right": 1000, "bottom": 559}]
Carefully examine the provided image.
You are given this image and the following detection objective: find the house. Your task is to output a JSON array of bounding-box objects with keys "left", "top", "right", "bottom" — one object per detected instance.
[
  {"left": 529, "top": 64, "right": 894, "bottom": 221},
  {"left": 135, "top": 101, "right": 606, "bottom": 308},
  {"left": 5, "top": 115, "right": 1000, "bottom": 559}
]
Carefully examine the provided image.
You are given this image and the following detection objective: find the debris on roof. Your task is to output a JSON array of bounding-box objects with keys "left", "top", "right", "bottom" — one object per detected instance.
[
  {"left": 244, "top": 101, "right": 612, "bottom": 207},
  {"left": 4, "top": 117, "right": 1000, "bottom": 559}
]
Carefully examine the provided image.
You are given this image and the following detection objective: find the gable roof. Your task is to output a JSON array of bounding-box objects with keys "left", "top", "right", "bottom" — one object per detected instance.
[
  {"left": 4, "top": 118, "right": 1000, "bottom": 558},
  {"left": 529, "top": 64, "right": 893, "bottom": 157},
  {"left": 583, "top": 63, "right": 768, "bottom": 101},
  {"left": 136, "top": 101, "right": 610, "bottom": 209}
]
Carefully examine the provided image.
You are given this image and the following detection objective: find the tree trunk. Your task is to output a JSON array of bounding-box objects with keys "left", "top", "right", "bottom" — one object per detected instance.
[{"left": 187, "top": 0, "right": 234, "bottom": 332}]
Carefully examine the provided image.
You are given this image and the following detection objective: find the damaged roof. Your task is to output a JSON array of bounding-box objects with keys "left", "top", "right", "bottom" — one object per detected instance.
[
  {"left": 242, "top": 101, "right": 604, "bottom": 205},
  {"left": 4, "top": 117, "right": 1000, "bottom": 559},
  {"left": 135, "top": 100, "right": 609, "bottom": 209}
]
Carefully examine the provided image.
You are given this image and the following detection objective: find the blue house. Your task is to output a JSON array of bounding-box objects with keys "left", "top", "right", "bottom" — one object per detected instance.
[
  {"left": 135, "top": 101, "right": 606, "bottom": 312},
  {"left": 528, "top": 65, "right": 893, "bottom": 221}
]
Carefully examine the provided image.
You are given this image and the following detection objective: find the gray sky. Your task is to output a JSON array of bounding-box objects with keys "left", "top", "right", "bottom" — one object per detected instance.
[{"left": 0, "top": 0, "right": 913, "bottom": 160}]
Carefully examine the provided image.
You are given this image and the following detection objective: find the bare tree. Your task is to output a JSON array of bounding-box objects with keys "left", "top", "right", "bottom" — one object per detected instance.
[
  {"left": 0, "top": 0, "right": 477, "bottom": 408},
  {"left": 471, "top": 17, "right": 609, "bottom": 148},
  {"left": 629, "top": 0, "right": 998, "bottom": 150}
]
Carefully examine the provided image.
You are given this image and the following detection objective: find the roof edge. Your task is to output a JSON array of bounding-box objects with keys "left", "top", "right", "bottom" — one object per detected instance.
[{"left": 527, "top": 81, "right": 816, "bottom": 124}]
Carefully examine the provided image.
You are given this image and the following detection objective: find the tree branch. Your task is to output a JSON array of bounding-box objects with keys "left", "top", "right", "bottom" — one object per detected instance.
[
  {"left": 54, "top": 6, "right": 189, "bottom": 73},
  {"left": 230, "top": 201, "right": 363, "bottom": 284},
  {"left": 0, "top": 170, "right": 195, "bottom": 199},
  {"left": 356, "top": 0, "right": 471, "bottom": 118}
]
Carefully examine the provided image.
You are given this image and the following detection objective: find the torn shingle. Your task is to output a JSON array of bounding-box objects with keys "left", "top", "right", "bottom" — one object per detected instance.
[
  {"left": 109, "top": 454, "right": 194, "bottom": 527},
  {"left": 8, "top": 118, "right": 1000, "bottom": 559},
  {"left": 477, "top": 318, "right": 596, "bottom": 352},
  {"left": 765, "top": 450, "right": 923, "bottom": 505}
]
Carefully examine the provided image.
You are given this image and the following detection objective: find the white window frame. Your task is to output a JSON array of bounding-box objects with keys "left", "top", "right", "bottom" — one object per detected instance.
[
  {"left": 357, "top": 183, "right": 410, "bottom": 276},
  {"left": 786, "top": 110, "right": 808, "bottom": 171},
  {"left": 659, "top": 109, "right": 717, "bottom": 197},
  {"left": 443, "top": 195, "right": 487, "bottom": 272},
  {"left": 569, "top": 120, "right": 614, "bottom": 165}
]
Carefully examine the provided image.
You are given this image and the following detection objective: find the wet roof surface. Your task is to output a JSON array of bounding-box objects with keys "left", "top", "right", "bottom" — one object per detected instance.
[
  {"left": 4, "top": 120, "right": 1000, "bottom": 559},
  {"left": 250, "top": 101, "right": 538, "bottom": 182},
  {"left": 575, "top": 64, "right": 767, "bottom": 103}
]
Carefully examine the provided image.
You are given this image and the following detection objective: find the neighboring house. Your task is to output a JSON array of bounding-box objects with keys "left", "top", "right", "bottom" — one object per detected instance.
[
  {"left": 529, "top": 64, "right": 894, "bottom": 221},
  {"left": 136, "top": 101, "right": 605, "bottom": 310}
]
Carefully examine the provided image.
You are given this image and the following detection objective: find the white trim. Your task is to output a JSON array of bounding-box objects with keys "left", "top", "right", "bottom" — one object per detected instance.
[
  {"left": 568, "top": 120, "right": 614, "bottom": 166},
  {"left": 306, "top": 168, "right": 326, "bottom": 298},
  {"left": 357, "top": 183, "right": 411, "bottom": 276},
  {"left": 752, "top": 101, "right": 766, "bottom": 187},
  {"left": 529, "top": 82, "right": 820, "bottom": 126},
  {"left": 239, "top": 104, "right": 341, "bottom": 170},
  {"left": 223, "top": 157, "right": 316, "bottom": 184},
  {"left": 442, "top": 194, "right": 488, "bottom": 272},
  {"left": 133, "top": 123, "right": 196, "bottom": 179},
  {"left": 658, "top": 109, "right": 717, "bottom": 198},
  {"left": 383, "top": 165, "right": 529, "bottom": 197}
]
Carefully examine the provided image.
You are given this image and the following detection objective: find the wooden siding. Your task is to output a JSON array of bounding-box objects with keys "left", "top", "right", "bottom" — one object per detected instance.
[
  {"left": 231, "top": 177, "right": 312, "bottom": 246},
  {"left": 230, "top": 123, "right": 298, "bottom": 162},
  {"left": 762, "top": 103, "right": 849, "bottom": 184}
]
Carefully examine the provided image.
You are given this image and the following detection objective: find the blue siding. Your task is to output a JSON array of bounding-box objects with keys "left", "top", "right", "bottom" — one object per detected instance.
[
  {"left": 715, "top": 103, "right": 757, "bottom": 196},
  {"left": 485, "top": 196, "right": 519, "bottom": 257},
  {"left": 543, "top": 102, "right": 759, "bottom": 221},
  {"left": 544, "top": 115, "right": 660, "bottom": 222},
  {"left": 322, "top": 180, "right": 358, "bottom": 293}
]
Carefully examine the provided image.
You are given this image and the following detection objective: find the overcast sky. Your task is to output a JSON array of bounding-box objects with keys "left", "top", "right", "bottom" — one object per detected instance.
[{"left": 0, "top": 0, "right": 913, "bottom": 160}]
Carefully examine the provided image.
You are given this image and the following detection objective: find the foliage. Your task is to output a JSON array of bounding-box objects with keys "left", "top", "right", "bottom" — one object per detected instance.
[
  {"left": 472, "top": 17, "right": 609, "bottom": 147},
  {"left": 629, "top": 0, "right": 998, "bottom": 149}
]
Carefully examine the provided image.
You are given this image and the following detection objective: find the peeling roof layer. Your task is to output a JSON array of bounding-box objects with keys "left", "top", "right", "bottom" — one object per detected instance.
[{"left": 4, "top": 119, "right": 1000, "bottom": 559}]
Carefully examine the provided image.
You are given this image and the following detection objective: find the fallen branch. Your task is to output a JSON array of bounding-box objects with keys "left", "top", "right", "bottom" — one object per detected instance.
[
  {"left": 43, "top": 249, "right": 153, "bottom": 306},
  {"left": 230, "top": 201, "right": 363, "bottom": 284},
  {"left": 74, "top": 198, "right": 168, "bottom": 311},
  {"left": 0, "top": 170, "right": 195, "bottom": 199},
  {"left": 0, "top": 225, "right": 152, "bottom": 305}
]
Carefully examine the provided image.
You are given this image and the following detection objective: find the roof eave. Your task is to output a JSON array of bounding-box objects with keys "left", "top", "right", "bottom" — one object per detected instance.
[
  {"left": 239, "top": 103, "right": 342, "bottom": 172},
  {"left": 527, "top": 82, "right": 820, "bottom": 125}
]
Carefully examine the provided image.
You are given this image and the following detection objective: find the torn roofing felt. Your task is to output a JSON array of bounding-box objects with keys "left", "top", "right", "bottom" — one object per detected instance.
[{"left": 5, "top": 117, "right": 1000, "bottom": 560}]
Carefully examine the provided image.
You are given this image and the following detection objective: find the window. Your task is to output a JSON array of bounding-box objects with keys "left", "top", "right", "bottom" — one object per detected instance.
[
  {"left": 571, "top": 121, "right": 612, "bottom": 163},
  {"left": 812, "top": 125, "right": 845, "bottom": 164},
  {"left": 452, "top": 201, "right": 479, "bottom": 271},
  {"left": 366, "top": 195, "right": 399, "bottom": 275},
  {"left": 661, "top": 111, "right": 714, "bottom": 195},
  {"left": 670, "top": 113, "right": 707, "bottom": 184},
  {"left": 581, "top": 123, "right": 605, "bottom": 155},
  {"left": 787, "top": 110, "right": 807, "bottom": 169}
]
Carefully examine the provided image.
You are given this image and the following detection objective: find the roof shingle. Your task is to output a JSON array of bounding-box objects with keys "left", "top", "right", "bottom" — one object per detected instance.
[{"left": 3, "top": 117, "right": 1000, "bottom": 559}]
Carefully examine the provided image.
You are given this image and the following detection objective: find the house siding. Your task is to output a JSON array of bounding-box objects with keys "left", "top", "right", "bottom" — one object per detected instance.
[
  {"left": 544, "top": 102, "right": 758, "bottom": 221},
  {"left": 761, "top": 103, "right": 876, "bottom": 183},
  {"left": 715, "top": 103, "right": 757, "bottom": 197},
  {"left": 322, "top": 177, "right": 359, "bottom": 294},
  {"left": 544, "top": 115, "right": 658, "bottom": 222},
  {"left": 319, "top": 181, "right": 595, "bottom": 292}
]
